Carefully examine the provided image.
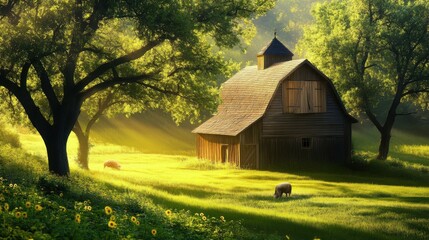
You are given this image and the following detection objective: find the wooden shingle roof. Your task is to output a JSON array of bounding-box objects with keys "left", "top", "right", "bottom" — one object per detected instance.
[{"left": 193, "top": 59, "right": 307, "bottom": 136}]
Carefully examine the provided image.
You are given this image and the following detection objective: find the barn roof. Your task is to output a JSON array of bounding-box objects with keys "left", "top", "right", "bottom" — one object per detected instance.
[
  {"left": 192, "top": 59, "right": 357, "bottom": 136},
  {"left": 257, "top": 37, "right": 294, "bottom": 58},
  {"left": 193, "top": 59, "right": 304, "bottom": 136}
]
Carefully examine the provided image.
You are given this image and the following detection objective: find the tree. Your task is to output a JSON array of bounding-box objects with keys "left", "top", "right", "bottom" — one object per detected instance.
[
  {"left": 297, "top": 0, "right": 429, "bottom": 160},
  {"left": 0, "top": 0, "right": 274, "bottom": 176},
  {"left": 73, "top": 90, "right": 127, "bottom": 170}
]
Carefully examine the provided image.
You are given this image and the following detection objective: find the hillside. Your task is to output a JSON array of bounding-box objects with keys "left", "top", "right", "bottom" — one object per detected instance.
[{"left": 3, "top": 122, "right": 429, "bottom": 239}]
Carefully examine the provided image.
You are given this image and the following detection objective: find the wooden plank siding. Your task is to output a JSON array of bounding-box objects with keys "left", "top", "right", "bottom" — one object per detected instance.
[
  {"left": 239, "top": 120, "right": 262, "bottom": 169},
  {"left": 260, "top": 136, "right": 346, "bottom": 168},
  {"left": 196, "top": 134, "right": 240, "bottom": 166},
  {"left": 259, "top": 64, "right": 350, "bottom": 167},
  {"left": 262, "top": 67, "right": 346, "bottom": 138}
]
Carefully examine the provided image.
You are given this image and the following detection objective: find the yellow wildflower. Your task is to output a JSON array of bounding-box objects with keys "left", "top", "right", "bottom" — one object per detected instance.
[
  {"left": 4, "top": 203, "right": 9, "bottom": 211},
  {"left": 130, "top": 216, "right": 137, "bottom": 223},
  {"left": 110, "top": 215, "right": 116, "bottom": 221},
  {"left": 15, "top": 211, "right": 21, "bottom": 218},
  {"left": 35, "top": 205, "right": 43, "bottom": 211},
  {"left": 104, "top": 206, "right": 113, "bottom": 215},
  {"left": 165, "top": 209, "right": 172, "bottom": 216},
  {"left": 135, "top": 220, "right": 140, "bottom": 225},
  {"left": 202, "top": 216, "right": 207, "bottom": 221},
  {"left": 220, "top": 216, "right": 225, "bottom": 221},
  {"left": 59, "top": 206, "right": 67, "bottom": 212},
  {"left": 84, "top": 206, "right": 92, "bottom": 211},
  {"left": 151, "top": 229, "right": 157, "bottom": 236},
  {"left": 22, "top": 212, "right": 28, "bottom": 218},
  {"left": 200, "top": 212, "right": 204, "bottom": 217},
  {"left": 25, "top": 202, "right": 31, "bottom": 208},
  {"left": 75, "top": 214, "right": 81, "bottom": 223},
  {"left": 108, "top": 220, "right": 117, "bottom": 229}
]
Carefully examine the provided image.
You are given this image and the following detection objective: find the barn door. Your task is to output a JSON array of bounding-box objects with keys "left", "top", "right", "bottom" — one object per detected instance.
[{"left": 241, "top": 144, "right": 258, "bottom": 169}]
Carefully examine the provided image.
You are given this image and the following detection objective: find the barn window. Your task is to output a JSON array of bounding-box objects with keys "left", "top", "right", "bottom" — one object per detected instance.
[
  {"left": 283, "top": 81, "right": 326, "bottom": 113},
  {"left": 301, "top": 138, "right": 312, "bottom": 149}
]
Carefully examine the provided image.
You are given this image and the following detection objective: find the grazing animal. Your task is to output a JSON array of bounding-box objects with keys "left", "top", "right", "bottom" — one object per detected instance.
[
  {"left": 104, "top": 160, "right": 121, "bottom": 170},
  {"left": 273, "top": 182, "right": 292, "bottom": 198}
]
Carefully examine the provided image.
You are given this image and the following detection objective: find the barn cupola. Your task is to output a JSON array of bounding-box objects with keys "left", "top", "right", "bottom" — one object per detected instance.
[{"left": 257, "top": 32, "right": 294, "bottom": 70}]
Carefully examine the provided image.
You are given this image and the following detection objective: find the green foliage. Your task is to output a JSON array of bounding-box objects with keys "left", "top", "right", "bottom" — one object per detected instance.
[
  {"left": 349, "top": 151, "right": 373, "bottom": 171},
  {"left": 0, "top": 0, "right": 275, "bottom": 175},
  {"left": 298, "top": 0, "right": 429, "bottom": 115},
  {"left": 0, "top": 123, "right": 21, "bottom": 148}
]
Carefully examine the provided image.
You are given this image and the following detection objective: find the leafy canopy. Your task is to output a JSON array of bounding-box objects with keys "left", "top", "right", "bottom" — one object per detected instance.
[{"left": 0, "top": 0, "right": 275, "bottom": 175}]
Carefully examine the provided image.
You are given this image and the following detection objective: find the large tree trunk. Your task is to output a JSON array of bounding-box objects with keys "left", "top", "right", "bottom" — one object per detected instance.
[
  {"left": 41, "top": 101, "right": 81, "bottom": 176},
  {"left": 375, "top": 90, "right": 401, "bottom": 160},
  {"left": 43, "top": 129, "right": 71, "bottom": 176},
  {"left": 377, "top": 129, "right": 392, "bottom": 160}
]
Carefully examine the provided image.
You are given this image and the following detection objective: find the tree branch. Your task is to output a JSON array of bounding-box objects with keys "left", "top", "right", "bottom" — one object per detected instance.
[
  {"left": 395, "top": 112, "right": 417, "bottom": 116},
  {"left": 85, "top": 92, "right": 113, "bottom": 136},
  {"left": 31, "top": 60, "right": 60, "bottom": 112},
  {"left": 79, "top": 73, "right": 155, "bottom": 100},
  {"left": 135, "top": 82, "right": 179, "bottom": 96},
  {"left": 19, "top": 62, "right": 31, "bottom": 89},
  {"left": 0, "top": 70, "right": 51, "bottom": 136},
  {"left": 76, "top": 40, "right": 162, "bottom": 92},
  {"left": 402, "top": 88, "right": 429, "bottom": 97}
]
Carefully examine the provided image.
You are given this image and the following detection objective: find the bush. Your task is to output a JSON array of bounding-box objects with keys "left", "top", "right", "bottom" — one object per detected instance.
[
  {"left": 0, "top": 124, "right": 21, "bottom": 148},
  {"left": 349, "top": 151, "right": 373, "bottom": 171},
  {"left": 182, "top": 157, "right": 238, "bottom": 170}
]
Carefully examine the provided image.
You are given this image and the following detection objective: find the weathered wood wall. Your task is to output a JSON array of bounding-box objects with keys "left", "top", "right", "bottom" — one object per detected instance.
[
  {"left": 260, "top": 136, "right": 346, "bottom": 168},
  {"left": 260, "top": 64, "right": 350, "bottom": 167},
  {"left": 196, "top": 134, "right": 240, "bottom": 166},
  {"left": 263, "top": 67, "right": 346, "bottom": 137},
  {"left": 257, "top": 55, "right": 292, "bottom": 70},
  {"left": 239, "top": 120, "right": 262, "bottom": 169}
]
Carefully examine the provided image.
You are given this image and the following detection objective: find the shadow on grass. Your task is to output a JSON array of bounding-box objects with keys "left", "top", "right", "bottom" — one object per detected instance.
[
  {"left": 153, "top": 183, "right": 222, "bottom": 199},
  {"left": 265, "top": 160, "right": 429, "bottom": 187},
  {"left": 390, "top": 151, "right": 429, "bottom": 167},
  {"left": 142, "top": 190, "right": 393, "bottom": 240}
]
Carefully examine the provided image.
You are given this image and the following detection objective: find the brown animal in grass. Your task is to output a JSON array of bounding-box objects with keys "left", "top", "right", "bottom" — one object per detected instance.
[
  {"left": 104, "top": 160, "right": 121, "bottom": 170},
  {"left": 273, "top": 182, "right": 292, "bottom": 198}
]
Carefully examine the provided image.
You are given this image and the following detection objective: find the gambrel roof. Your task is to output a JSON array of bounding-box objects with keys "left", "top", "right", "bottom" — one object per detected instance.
[{"left": 192, "top": 59, "right": 357, "bottom": 136}]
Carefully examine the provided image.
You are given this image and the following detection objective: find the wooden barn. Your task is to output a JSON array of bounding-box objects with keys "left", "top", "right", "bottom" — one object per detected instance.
[{"left": 192, "top": 36, "right": 357, "bottom": 169}]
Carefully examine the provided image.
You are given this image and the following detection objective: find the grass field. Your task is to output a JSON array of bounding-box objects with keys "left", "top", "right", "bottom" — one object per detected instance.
[{"left": 8, "top": 122, "right": 429, "bottom": 240}]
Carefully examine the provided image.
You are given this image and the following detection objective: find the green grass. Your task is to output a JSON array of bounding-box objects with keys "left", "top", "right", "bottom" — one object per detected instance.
[{"left": 1, "top": 122, "right": 429, "bottom": 239}]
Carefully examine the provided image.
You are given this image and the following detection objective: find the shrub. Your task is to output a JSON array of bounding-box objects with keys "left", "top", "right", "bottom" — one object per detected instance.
[
  {"left": 349, "top": 151, "right": 373, "bottom": 171},
  {"left": 182, "top": 157, "right": 238, "bottom": 170},
  {"left": 0, "top": 124, "right": 21, "bottom": 148}
]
